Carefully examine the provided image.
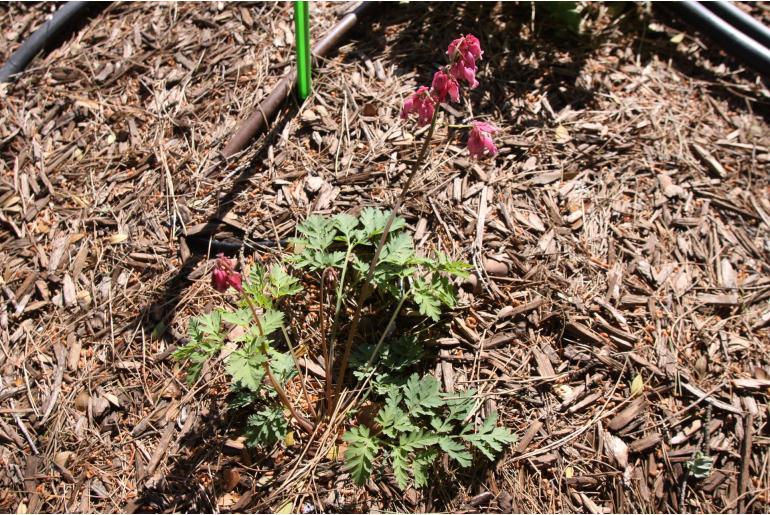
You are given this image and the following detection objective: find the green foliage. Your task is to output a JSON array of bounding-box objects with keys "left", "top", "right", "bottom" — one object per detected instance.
[
  {"left": 245, "top": 406, "right": 289, "bottom": 447},
  {"left": 172, "top": 311, "right": 224, "bottom": 383},
  {"left": 403, "top": 373, "right": 444, "bottom": 416},
  {"left": 685, "top": 451, "right": 713, "bottom": 480},
  {"left": 242, "top": 264, "right": 272, "bottom": 309},
  {"left": 226, "top": 347, "right": 267, "bottom": 391},
  {"left": 267, "top": 264, "right": 303, "bottom": 299},
  {"left": 461, "top": 412, "right": 518, "bottom": 460},
  {"left": 343, "top": 373, "right": 516, "bottom": 490},
  {"left": 175, "top": 209, "right": 481, "bottom": 458},
  {"left": 173, "top": 264, "right": 305, "bottom": 448},
  {"left": 351, "top": 335, "right": 423, "bottom": 394},
  {"left": 290, "top": 208, "right": 465, "bottom": 323},
  {"left": 343, "top": 426, "right": 380, "bottom": 486}
]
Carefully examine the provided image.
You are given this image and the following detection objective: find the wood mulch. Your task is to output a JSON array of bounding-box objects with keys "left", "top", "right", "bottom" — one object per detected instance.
[{"left": 1, "top": 2, "right": 769, "bottom": 513}]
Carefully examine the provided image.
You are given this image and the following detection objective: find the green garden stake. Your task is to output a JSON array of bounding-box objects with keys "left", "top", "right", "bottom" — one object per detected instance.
[{"left": 294, "top": 1, "right": 311, "bottom": 100}]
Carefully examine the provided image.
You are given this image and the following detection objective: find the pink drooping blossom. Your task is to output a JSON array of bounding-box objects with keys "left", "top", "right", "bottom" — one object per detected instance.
[
  {"left": 467, "top": 121, "right": 497, "bottom": 159},
  {"left": 447, "top": 34, "right": 483, "bottom": 64},
  {"left": 449, "top": 61, "right": 478, "bottom": 89},
  {"left": 212, "top": 254, "right": 243, "bottom": 293},
  {"left": 446, "top": 34, "right": 483, "bottom": 89},
  {"left": 431, "top": 70, "right": 460, "bottom": 103},
  {"left": 401, "top": 86, "right": 436, "bottom": 126}
]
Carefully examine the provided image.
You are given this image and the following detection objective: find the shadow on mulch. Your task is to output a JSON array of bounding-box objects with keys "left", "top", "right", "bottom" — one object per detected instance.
[
  {"left": 356, "top": 2, "right": 599, "bottom": 116},
  {"left": 125, "top": 105, "right": 297, "bottom": 513},
  {"left": 644, "top": 4, "right": 770, "bottom": 123}
]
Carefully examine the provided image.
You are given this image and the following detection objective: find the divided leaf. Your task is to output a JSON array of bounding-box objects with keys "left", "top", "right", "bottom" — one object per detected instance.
[
  {"left": 412, "top": 448, "right": 439, "bottom": 488},
  {"left": 226, "top": 348, "right": 267, "bottom": 391},
  {"left": 438, "top": 437, "right": 473, "bottom": 468},
  {"left": 173, "top": 311, "right": 225, "bottom": 383},
  {"left": 376, "top": 394, "right": 416, "bottom": 439},
  {"left": 343, "top": 426, "right": 380, "bottom": 486},
  {"left": 259, "top": 309, "right": 285, "bottom": 337},
  {"left": 243, "top": 264, "right": 272, "bottom": 309},
  {"left": 360, "top": 207, "right": 406, "bottom": 239},
  {"left": 411, "top": 275, "right": 457, "bottom": 321},
  {"left": 267, "top": 264, "right": 303, "bottom": 299},
  {"left": 221, "top": 308, "right": 251, "bottom": 327},
  {"left": 244, "top": 405, "right": 289, "bottom": 447},
  {"left": 403, "top": 374, "right": 444, "bottom": 417},
  {"left": 334, "top": 212, "right": 361, "bottom": 243},
  {"left": 432, "top": 251, "right": 473, "bottom": 278},
  {"left": 462, "top": 412, "right": 517, "bottom": 460},
  {"left": 444, "top": 388, "right": 477, "bottom": 422},
  {"left": 296, "top": 214, "right": 338, "bottom": 251},
  {"left": 381, "top": 232, "right": 415, "bottom": 266},
  {"left": 391, "top": 446, "right": 410, "bottom": 490}
]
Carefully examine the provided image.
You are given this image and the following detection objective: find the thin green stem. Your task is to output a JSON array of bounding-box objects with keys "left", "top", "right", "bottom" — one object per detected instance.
[
  {"left": 280, "top": 323, "right": 318, "bottom": 421},
  {"left": 318, "top": 272, "right": 332, "bottom": 415},
  {"left": 243, "top": 295, "right": 313, "bottom": 434},
  {"left": 325, "top": 246, "right": 352, "bottom": 397},
  {"left": 365, "top": 293, "right": 408, "bottom": 369},
  {"left": 332, "top": 106, "right": 441, "bottom": 404}
]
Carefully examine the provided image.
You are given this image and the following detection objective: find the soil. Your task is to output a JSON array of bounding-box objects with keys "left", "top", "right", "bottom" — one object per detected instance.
[{"left": 1, "top": 2, "right": 769, "bottom": 513}]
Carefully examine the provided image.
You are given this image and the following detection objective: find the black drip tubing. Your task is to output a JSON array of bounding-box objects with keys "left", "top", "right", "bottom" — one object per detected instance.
[
  {"left": 668, "top": 1, "right": 770, "bottom": 77},
  {"left": 702, "top": 1, "right": 770, "bottom": 51},
  {"left": 0, "top": 1, "right": 92, "bottom": 83}
]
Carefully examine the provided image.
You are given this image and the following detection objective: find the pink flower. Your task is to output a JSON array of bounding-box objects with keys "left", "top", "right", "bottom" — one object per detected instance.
[
  {"left": 431, "top": 70, "right": 460, "bottom": 103},
  {"left": 447, "top": 34, "right": 483, "bottom": 64},
  {"left": 401, "top": 86, "right": 436, "bottom": 126},
  {"left": 212, "top": 254, "right": 243, "bottom": 292},
  {"left": 449, "top": 61, "right": 479, "bottom": 89},
  {"left": 446, "top": 34, "right": 483, "bottom": 89},
  {"left": 467, "top": 121, "right": 497, "bottom": 159}
]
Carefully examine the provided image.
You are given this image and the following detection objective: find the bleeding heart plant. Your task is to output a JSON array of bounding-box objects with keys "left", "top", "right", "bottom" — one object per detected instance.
[{"left": 173, "top": 34, "right": 513, "bottom": 492}]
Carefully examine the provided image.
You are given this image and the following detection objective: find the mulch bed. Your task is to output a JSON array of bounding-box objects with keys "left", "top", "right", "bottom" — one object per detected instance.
[{"left": 1, "top": 1, "right": 769, "bottom": 513}]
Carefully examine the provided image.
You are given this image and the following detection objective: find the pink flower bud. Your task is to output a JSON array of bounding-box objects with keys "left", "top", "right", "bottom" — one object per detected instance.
[
  {"left": 211, "top": 254, "right": 243, "bottom": 293},
  {"left": 431, "top": 70, "right": 460, "bottom": 103},
  {"left": 467, "top": 121, "right": 497, "bottom": 159},
  {"left": 227, "top": 272, "right": 243, "bottom": 292},
  {"left": 212, "top": 266, "right": 229, "bottom": 292},
  {"left": 401, "top": 86, "right": 436, "bottom": 127},
  {"left": 446, "top": 34, "right": 483, "bottom": 89}
]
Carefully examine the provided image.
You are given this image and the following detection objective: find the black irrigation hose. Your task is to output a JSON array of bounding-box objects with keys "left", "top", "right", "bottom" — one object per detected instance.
[
  {"left": 668, "top": 1, "right": 770, "bottom": 77},
  {"left": 702, "top": 1, "right": 770, "bottom": 50},
  {"left": 0, "top": 1, "right": 93, "bottom": 83}
]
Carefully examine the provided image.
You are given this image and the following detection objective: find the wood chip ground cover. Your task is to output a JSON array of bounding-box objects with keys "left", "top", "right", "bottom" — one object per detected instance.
[{"left": 1, "top": 2, "right": 769, "bottom": 513}]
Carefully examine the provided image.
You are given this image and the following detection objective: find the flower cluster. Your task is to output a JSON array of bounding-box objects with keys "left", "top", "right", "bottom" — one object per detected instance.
[
  {"left": 212, "top": 254, "right": 242, "bottom": 292},
  {"left": 400, "top": 34, "right": 497, "bottom": 159}
]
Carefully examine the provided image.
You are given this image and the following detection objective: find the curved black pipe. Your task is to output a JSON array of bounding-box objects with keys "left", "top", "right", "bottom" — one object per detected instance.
[
  {"left": 668, "top": 1, "right": 770, "bottom": 77},
  {"left": 702, "top": 1, "right": 770, "bottom": 50},
  {"left": 0, "top": 1, "right": 93, "bottom": 83}
]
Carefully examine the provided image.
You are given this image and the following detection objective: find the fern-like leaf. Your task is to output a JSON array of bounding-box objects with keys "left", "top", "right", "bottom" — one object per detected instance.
[
  {"left": 403, "top": 374, "right": 444, "bottom": 416},
  {"left": 244, "top": 405, "right": 288, "bottom": 447},
  {"left": 267, "top": 264, "right": 302, "bottom": 299},
  {"left": 295, "top": 214, "right": 337, "bottom": 251},
  {"left": 343, "top": 426, "right": 380, "bottom": 486},
  {"left": 412, "top": 448, "right": 439, "bottom": 488},
  {"left": 226, "top": 348, "right": 267, "bottom": 391},
  {"left": 462, "top": 412, "right": 517, "bottom": 460},
  {"left": 437, "top": 437, "right": 473, "bottom": 468},
  {"left": 359, "top": 207, "right": 406, "bottom": 239},
  {"left": 376, "top": 394, "right": 416, "bottom": 439},
  {"left": 391, "top": 446, "right": 410, "bottom": 490}
]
